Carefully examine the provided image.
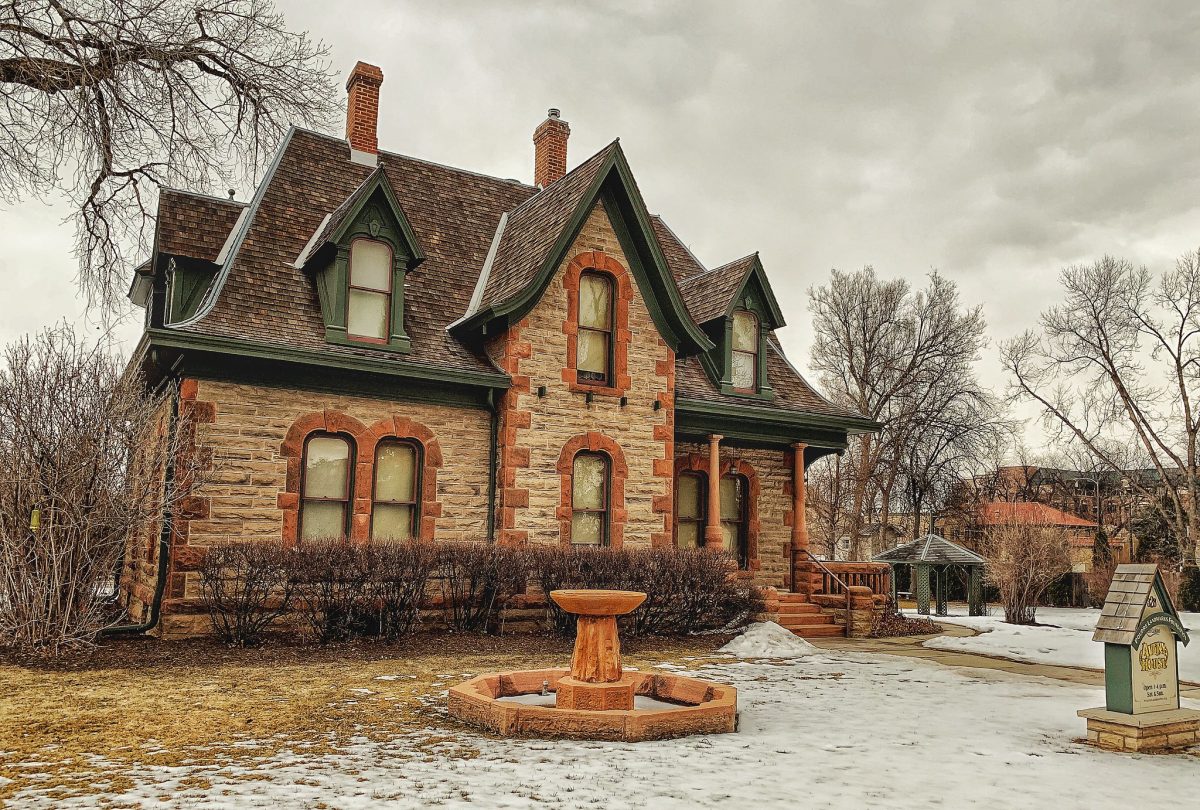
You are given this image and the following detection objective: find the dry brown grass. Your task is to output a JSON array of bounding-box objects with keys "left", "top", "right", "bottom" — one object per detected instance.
[{"left": 0, "top": 632, "right": 730, "bottom": 804}]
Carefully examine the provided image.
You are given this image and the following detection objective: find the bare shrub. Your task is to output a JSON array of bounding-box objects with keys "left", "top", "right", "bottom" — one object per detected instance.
[
  {"left": 197, "top": 542, "right": 294, "bottom": 647},
  {"left": 980, "top": 521, "right": 1072, "bottom": 625},
  {"left": 869, "top": 599, "right": 941, "bottom": 638},
  {"left": 437, "top": 544, "right": 530, "bottom": 633},
  {"left": 363, "top": 543, "right": 437, "bottom": 640},
  {"left": 289, "top": 540, "right": 372, "bottom": 644},
  {"left": 0, "top": 325, "right": 198, "bottom": 655}
]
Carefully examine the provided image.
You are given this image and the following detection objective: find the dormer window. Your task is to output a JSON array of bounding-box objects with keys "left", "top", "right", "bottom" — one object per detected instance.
[
  {"left": 731, "top": 309, "right": 759, "bottom": 391},
  {"left": 576, "top": 271, "right": 614, "bottom": 384},
  {"left": 347, "top": 238, "right": 393, "bottom": 342}
]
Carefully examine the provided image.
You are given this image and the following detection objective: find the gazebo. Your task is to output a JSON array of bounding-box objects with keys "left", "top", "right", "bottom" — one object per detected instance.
[{"left": 874, "top": 534, "right": 986, "bottom": 616}]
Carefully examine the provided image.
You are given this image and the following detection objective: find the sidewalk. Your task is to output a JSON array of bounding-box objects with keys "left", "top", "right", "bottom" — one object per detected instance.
[{"left": 809, "top": 623, "right": 1200, "bottom": 701}]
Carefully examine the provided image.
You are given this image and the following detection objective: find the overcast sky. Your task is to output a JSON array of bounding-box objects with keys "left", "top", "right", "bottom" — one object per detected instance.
[{"left": 2, "top": 1, "right": 1198, "bottom": 452}]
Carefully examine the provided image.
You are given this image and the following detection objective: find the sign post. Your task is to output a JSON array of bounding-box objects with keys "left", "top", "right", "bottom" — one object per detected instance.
[{"left": 1078, "top": 564, "right": 1197, "bottom": 752}]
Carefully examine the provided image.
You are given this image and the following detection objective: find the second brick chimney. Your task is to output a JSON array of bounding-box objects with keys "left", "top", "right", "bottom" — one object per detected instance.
[
  {"left": 346, "top": 61, "right": 384, "bottom": 155},
  {"left": 533, "top": 108, "right": 570, "bottom": 188}
]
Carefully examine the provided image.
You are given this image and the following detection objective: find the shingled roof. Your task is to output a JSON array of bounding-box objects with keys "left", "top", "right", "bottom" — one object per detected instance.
[
  {"left": 155, "top": 189, "right": 246, "bottom": 264},
  {"left": 144, "top": 124, "right": 872, "bottom": 430},
  {"left": 1092, "top": 564, "right": 1188, "bottom": 646},
  {"left": 874, "top": 534, "right": 986, "bottom": 566},
  {"left": 976, "top": 501, "right": 1097, "bottom": 528},
  {"left": 678, "top": 254, "right": 758, "bottom": 324},
  {"left": 474, "top": 143, "right": 615, "bottom": 313}
]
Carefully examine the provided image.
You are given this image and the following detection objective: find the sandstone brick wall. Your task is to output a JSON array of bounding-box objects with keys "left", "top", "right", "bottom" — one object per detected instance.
[
  {"left": 490, "top": 203, "right": 675, "bottom": 549},
  {"left": 675, "top": 441, "right": 792, "bottom": 589},
  {"left": 151, "top": 379, "right": 492, "bottom": 635},
  {"left": 119, "top": 394, "right": 173, "bottom": 623}
]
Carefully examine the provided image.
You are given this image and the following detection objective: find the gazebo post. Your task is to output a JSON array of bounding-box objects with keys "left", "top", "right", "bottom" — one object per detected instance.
[
  {"left": 935, "top": 567, "right": 948, "bottom": 616},
  {"left": 968, "top": 566, "right": 984, "bottom": 616},
  {"left": 915, "top": 563, "right": 931, "bottom": 615}
]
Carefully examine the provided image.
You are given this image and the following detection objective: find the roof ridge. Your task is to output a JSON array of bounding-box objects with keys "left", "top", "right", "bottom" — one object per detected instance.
[
  {"left": 159, "top": 186, "right": 248, "bottom": 207},
  {"left": 286, "top": 124, "right": 540, "bottom": 191}
]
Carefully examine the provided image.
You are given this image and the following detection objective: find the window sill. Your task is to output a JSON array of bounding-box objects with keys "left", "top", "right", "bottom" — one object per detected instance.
[{"left": 325, "top": 327, "right": 412, "bottom": 355}]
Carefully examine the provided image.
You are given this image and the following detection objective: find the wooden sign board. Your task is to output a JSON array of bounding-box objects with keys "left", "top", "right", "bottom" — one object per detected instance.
[{"left": 1093, "top": 564, "right": 1190, "bottom": 715}]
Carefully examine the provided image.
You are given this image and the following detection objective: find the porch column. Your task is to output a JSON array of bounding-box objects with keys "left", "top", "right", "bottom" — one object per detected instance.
[
  {"left": 704, "top": 433, "right": 724, "bottom": 548},
  {"left": 790, "top": 442, "right": 809, "bottom": 592}
]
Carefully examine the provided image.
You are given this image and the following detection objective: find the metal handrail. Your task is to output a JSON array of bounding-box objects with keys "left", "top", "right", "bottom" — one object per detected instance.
[{"left": 796, "top": 547, "right": 853, "bottom": 619}]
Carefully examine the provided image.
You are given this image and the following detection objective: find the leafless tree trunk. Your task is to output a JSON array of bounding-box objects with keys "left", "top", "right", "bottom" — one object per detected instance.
[
  {"left": 0, "top": 0, "right": 338, "bottom": 311},
  {"left": 809, "top": 267, "right": 994, "bottom": 558},
  {"left": 0, "top": 324, "right": 199, "bottom": 655},
  {"left": 1001, "top": 251, "right": 1200, "bottom": 563}
]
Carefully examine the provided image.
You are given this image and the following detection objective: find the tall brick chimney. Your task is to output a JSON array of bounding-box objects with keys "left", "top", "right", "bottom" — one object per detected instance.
[
  {"left": 345, "top": 61, "right": 384, "bottom": 155},
  {"left": 533, "top": 108, "right": 570, "bottom": 188}
]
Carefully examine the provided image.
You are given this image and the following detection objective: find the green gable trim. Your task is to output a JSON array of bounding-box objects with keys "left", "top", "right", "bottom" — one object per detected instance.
[
  {"left": 300, "top": 169, "right": 425, "bottom": 354},
  {"left": 453, "top": 146, "right": 714, "bottom": 356},
  {"left": 145, "top": 328, "right": 509, "bottom": 392}
]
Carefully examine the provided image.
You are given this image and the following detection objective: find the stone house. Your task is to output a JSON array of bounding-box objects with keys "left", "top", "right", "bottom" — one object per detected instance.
[{"left": 120, "top": 61, "right": 880, "bottom": 637}]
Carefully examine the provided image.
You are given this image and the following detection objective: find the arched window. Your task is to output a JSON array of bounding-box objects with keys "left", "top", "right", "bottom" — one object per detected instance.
[
  {"left": 571, "top": 451, "right": 610, "bottom": 545},
  {"left": 300, "top": 433, "right": 353, "bottom": 541},
  {"left": 675, "top": 472, "right": 706, "bottom": 549},
  {"left": 372, "top": 440, "right": 420, "bottom": 541},
  {"left": 346, "top": 237, "right": 393, "bottom": 342},
  {"left": 731, "top": 309, "right": 759, "bottom": 392},
  {"left": 719, "top": 474, "right": 749, "bottom": 568},
  {"left": 576, "top": 271, "right": 614, "bottom": 384}
]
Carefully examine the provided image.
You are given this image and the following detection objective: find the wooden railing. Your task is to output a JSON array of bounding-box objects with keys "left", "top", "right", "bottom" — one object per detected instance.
[{"left": 817, "top": 562, "right": 891, "bottom": 598}]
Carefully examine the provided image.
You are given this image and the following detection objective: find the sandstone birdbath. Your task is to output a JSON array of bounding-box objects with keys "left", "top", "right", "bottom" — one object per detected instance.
[
  {"left": 447, "top": 587, "right": 737, "bottom": 741},
  {"left": 550, "top": 589, "right": 645, "bottom": 710}
]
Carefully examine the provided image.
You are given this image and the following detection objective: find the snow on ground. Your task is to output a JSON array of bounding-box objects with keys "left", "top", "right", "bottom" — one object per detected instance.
[
  {"left": 11, "top": 646, "right": 1197, "bottom": 809},
  {"left": 718, "top": 621, "right": 818, "bottom": 658},
  {"left": 927, "top": 607, "right": 1200, "bottom": 682}
]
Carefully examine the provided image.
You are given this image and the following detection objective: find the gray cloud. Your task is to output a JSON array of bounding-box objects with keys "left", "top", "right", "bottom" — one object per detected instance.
[{"left": 2, "top": 0, "right": 1198, "bottom": 448}]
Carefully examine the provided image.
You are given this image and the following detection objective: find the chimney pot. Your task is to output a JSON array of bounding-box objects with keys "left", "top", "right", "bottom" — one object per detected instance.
[
  {"left": 533, "top": 108, "right": 570, "bottom": 188},
  {"left": 345, "top": 61, "right": 384, "bottom": 155}
]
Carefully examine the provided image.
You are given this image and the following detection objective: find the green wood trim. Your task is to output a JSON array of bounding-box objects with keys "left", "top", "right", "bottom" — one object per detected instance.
[
  {"left": 676, "top": 396, "right": 881, "bottom": 434},
  {"left": 178, "top": 353, "right": 493, "bottom": 409},
  {"left": 451, "top": 145, "right": 714, "bottom": 356},
  {"left": 145, "top": 328, "right": 509, "bottom": 390},
  {"left": 1104, "top": 643, "right": 1134, "bottom": 713},
  {"left": 166, "top": 259, "right": 218, "bottom": 324}
]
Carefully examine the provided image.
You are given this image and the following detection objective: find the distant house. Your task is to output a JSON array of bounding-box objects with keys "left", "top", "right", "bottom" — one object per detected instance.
[{"left": 971, "top": 501, "right": 1126, "bottom": 572}]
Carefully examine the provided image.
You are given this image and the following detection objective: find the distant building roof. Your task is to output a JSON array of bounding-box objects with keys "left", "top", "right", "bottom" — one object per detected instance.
[
  {"left": 976, "top": 501, "right": 1097, "bottom": 529},
  {"left": 873, "top": 534, "right": 985, "bottom": 566}
]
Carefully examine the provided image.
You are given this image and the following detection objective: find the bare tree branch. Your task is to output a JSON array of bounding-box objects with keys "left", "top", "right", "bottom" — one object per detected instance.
[{"left": 0, "top": 0, "right": 338, "bottom": 313}]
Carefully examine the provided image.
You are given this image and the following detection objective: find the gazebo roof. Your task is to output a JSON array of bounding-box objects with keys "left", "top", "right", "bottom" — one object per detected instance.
[{"left": 873, "top": 534, "right": 985, "bottom": 566}]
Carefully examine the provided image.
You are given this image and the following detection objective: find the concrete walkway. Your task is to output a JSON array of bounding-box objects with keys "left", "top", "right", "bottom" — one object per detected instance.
[{"left": 809, "top": 623, "right": 1200, "bottom": 701}]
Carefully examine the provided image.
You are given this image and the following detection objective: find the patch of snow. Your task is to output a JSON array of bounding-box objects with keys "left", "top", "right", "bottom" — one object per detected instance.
[
  {"left": 928, "top": 608, "right": 1200, "bottom": 682},
  {"left": 718, "top": 622, "right": 819, "bottom": 659},
  {"left": 496, "top": 694, "right": 681, "bottom": 711}
]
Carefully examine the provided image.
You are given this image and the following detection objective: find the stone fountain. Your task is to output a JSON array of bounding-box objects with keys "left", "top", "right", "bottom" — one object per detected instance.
[{"left": 448, "top": 589, "right": 737, "bottom": 741}]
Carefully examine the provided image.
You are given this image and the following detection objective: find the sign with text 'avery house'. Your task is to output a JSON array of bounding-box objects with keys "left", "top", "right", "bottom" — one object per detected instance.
[{"left": 1092, "top": 564, "right": 1190, "bottom": 715}]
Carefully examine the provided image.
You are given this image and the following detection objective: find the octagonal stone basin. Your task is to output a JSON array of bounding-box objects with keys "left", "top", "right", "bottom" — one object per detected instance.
[
  {"left": 448, "top": 668, "right": 737, "bottom": 742},
  {"left": 448, "top": 588, "right": 736, "bottom": 742}
]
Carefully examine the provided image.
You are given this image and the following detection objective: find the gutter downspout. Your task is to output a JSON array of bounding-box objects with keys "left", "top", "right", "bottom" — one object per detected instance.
[
  {"left": 487, "top": 388, "right": 498, "bottom": 544},
  {"left": 101, "top": 381, "right": 179, "bottom": 636}
]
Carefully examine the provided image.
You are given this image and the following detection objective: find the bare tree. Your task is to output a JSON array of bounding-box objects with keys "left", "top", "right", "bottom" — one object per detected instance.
[
  {"left": 980, "top": 520, "right": 1072, "bottom": 625},
  {"left": 0, "top": 324, "right": 198, "bottom": 654},
  {"left": 0, "top": 0, "right": 338, "bottom": 310},
  {"left": 809, "top": 267, "right": 990, "bottom": 558},
  {"left": 1001, "top": 252, "right": 1200, "bottom": 563}
]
